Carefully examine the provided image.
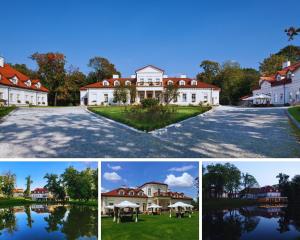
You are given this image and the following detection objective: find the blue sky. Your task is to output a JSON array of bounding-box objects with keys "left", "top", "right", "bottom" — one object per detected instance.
[
  {"left": 1, "top": 0, "right": 299, "bottom": 77},
  {"left": 101, "top": 161, "right": 199, "bottom": 198},
  {"left": 203, "top": 161, "right": 300, "bottom": 187},
  {"left": 0, "top": 161, "right": 97, "bottom": 189}
]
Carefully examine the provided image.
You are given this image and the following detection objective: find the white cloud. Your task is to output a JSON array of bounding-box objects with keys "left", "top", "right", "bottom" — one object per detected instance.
[
  {"left": 164, "top": 172, "right": 194, "bottom": 187},
  {"left": 168, "top": 165, "right": 195, "bottom": 172},
  {"left": 101, "top": 187, "right": 109, "bottom": 193},
  {"left": 107, "top": 164, "right": 122, "bottom": 171},
  {"left": 103, "top": 172, "right": 122, "bottom": 181}
]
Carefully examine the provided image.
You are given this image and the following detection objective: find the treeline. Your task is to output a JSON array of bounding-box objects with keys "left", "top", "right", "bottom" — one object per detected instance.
[
  {"left": 202, "top": 163, "right": 258, "bottom": 199},
  {"left": 10, "top": 55, "right": 120, "bottom": 106},
  {"left": 44, "top": 166, "right": 98, "bottom": 202},
  {"left": 196, "top": 45, "right": 300, "bottom": 105},
  {"left": 276, "top": 173, "right": 300, "bottom": 203}
]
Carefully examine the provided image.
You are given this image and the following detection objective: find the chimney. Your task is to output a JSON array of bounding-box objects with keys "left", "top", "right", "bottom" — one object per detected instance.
[
  {"left": 163, "top": 75, "right": 168, "bottom": 78},
  {"left": 112, "top": 74, "right": 119, "bottom": 79},
  {"left": 180, "top": 74, "right": 187, "bottom": 78},
  {"left": 282, "top": 61, "right": 291, "bottom": 69},
  {"left": 0, "top": 56, "right": 4, "bottom": 68}
]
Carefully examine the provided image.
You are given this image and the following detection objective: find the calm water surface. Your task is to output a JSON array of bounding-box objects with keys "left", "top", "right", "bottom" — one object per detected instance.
[
  {"left": 0, "top": 204, "right": 98, "bottom": 240},
  {"left": 203, "top": 205, "right": 300, "bottom": 240}
]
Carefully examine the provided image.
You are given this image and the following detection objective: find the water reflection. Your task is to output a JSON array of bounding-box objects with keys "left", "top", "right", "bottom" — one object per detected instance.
[
  {"left": 0, "top": 204, "right": 98, "bottom": 239},
  {"left": 203, "top": 205, "right": 300, "bottom": 240}
]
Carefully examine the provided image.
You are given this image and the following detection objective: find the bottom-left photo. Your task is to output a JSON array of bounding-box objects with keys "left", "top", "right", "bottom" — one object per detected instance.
[{"left": 0, "top": 161, "right": 98, "bottom": 240}]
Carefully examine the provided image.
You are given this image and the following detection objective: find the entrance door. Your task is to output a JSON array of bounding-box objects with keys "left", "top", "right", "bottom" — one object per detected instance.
[
  {"left": 147, "top": 92, "right": 153, "bottom": 99},
  {"left": 84, "top": 98, "right": 88, "bottom": 105}
]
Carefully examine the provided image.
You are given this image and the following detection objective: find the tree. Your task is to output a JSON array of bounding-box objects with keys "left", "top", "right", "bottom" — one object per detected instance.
[
  {"left": 242, "top": 173, "right": 259, "bottom": 191},
  {"left": 285, "top": 27, "right": 300, "bottom": 41},
  {"left": 113, "top": 84, "right": 128, "bottom": 104},
  {"left": 87, "top": 57, "right": 121, "bottom": 82},
  {"left": 1, "top": 172, "right": 16, "bottom": 198},
  {"left": 197, "top": 60, "right": 221, "bottom": 84},
  {"left": 44, "top": 173, "right": 66, "bottom": 201},
  {"left": 276, "top": 173, "right": 290, "bottom": 198},
  {"left": 24, "top": 175, "right": 33, "bottom": 198},
  {"left": 276, "top": 45, "right": 300, "bottom": 63},
  {"left": 224, "top": 163, "right": 241, "bottom": 198},
  {"left": 31, "top": 52, "right": 66, "bottom": 106},
  {"left": 127, "top": 84, "right": 137, "bottom": 103},
  {"left": 164, "top": 84, "right": 179, "bottom": 104},
  {"left": 92, "top": 168, "right": 98, "bottom": 199},
  {"left": 259, "top": 54, "right": 286, "bottom": 76},
  {"left": 8, "top": 63, "right": 39, "bottom": 79}
]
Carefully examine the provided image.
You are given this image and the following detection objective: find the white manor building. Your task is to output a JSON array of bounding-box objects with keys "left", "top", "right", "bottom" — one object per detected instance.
[
  {"left": 0, "top": 57, "right": 49, "bottom": 106},
  {"left": 80, "top": 65, "right": 220, "bottom": 106},
  {"left": 252, "top": 61, "right": 300, "bottom": 105},
  {"left": 101, "top": 181, "right": 193, "bottom": 214}
]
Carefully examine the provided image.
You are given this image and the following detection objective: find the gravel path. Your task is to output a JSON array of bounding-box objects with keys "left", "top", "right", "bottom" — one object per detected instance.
[{"left": 0, "top": 106, "right": 299, "bottom": 158}]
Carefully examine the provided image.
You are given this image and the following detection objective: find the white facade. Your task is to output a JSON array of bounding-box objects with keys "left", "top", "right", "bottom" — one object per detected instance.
[
  {"left": 252, "top": 61, "right": 300, "bottom": 105},
  {"left": 81, "top": 65, "right": 220, "bottom": 106}
]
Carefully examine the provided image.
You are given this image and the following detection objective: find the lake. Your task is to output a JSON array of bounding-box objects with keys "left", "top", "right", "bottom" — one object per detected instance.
[
  {"left": 203, "top": 205, "right": 300, "bottom": 240},
  {"left": 0, "top": 204, "right": 98, "bottom": 239}
]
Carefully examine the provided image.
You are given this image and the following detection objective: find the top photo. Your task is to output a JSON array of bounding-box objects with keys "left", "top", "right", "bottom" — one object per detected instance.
[{"left": 0, "top": 0, "right": 300, "bottom": 158}]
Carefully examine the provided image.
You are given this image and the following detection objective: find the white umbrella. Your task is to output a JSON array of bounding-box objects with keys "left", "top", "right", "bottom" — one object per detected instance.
[
  {"left": 115, "top": 201, "right": 140, "bottom": 208},
  {"left": 104, "top": 205, "right": 114, "bottom": 209},
  {"left": 253, "top": 94, "right": 271, "bottom": 99},
  {"left": 168, "top": 202, "right": 189, "bottom": 208},
  {"left": 147, "top": 203, "right": 162, "bottom": 209}
]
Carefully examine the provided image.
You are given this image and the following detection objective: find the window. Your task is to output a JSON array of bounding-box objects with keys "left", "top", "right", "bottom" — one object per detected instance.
[
  {"left": 191, "top": 80, "right": 197, "bottom": 86},
  {"left": 0, "top": 92, "right": 3, "bottom": 99},
  {"left": 192, "top": 93, "right": 196, "bottom": 102},
  {"left": 274, "top": 94, "right": 278, "bottom": 103},
  {"left": 204, "top": 94, "right": 208, "bottom": 102},
  {"left": 25, "top": 80, "right": 31, "bottom": 87},
  {"left": 148, "top": 78, "right": 152, "bottom": 81},
  {"left": 167, "top": 80, "right": 173, "bottom": 85},
  {"left": 103, "top": 80, "right": 109, "bottom": 86},
  {"left": 31, "top": 96, "right": 34, "bottom": 103},
  {"left": 280, "top": 93, "right": 283, "bottom": 101},
  {"left": 179, "top": 80, "right": 185, "bottom": 86},
  {"left": 125, "top": 81, "right": 131, "bottom": 86},
  {"left": 182, "top": 93, "right": 187, "bottom": 102},
  {"left": 156, "top": 78, "right": 160, "bottom": 82},
  {"left": 114, "top": 80, "right": 120, "bottom": 86},
  {"left": 148, "top": 188, "right": 151, "bottom": 196},
  {"left": 277, "top": 75, "right": 282, "bottom": 81},
  {"left": 119, "top": 190, "right": 125, "bottom": 196},
  {"left": 104, "top": 94, "right": 108, "bottom": 103},
  {"left": 129, "top": 191, "right": 134, "bottom": 196},
  {"left": 10, "top": 93, "right": 13, "bottom": 102},
  {"left": 138, "top": 191, "right": 143, "bottom": 196},
  {"left": 174, "top": 96, "right": 177, "bottom": 102}
]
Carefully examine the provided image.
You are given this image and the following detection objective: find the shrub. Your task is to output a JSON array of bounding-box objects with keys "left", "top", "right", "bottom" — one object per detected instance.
[{"left": 141, "top": 98, "right": 159, "bottom": 108}]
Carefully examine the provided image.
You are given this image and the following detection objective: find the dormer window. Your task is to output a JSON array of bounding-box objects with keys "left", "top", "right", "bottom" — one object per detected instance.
[
  {"left": 129, "top": 191, "right": 134, "bottom": 196},
  {"left": 287, "top": 71, "right": 293, "bottom": 79},
  {"left": 138, "top": 191, "right": 143, "bottom": 196},
  {"left": 10, "top": 76, "right": 18, "bottom": 85},
  {"left": 167, "top": 80, "right": 173, "bottom": 85},
  {"left": 125, "top": 81, "right": 131, "bottom": 86},
  {"left": 276, "top": 75, "right": 282, "bottom": 81},
  {"left": 25, "top": 80, "right": 31, "bottom": 87},
  {"left": 191, "top": 80, "right": 197, "bottom": 86},
  {"left": 35, "top": 82, "right": 41, "bottom": 89},
  {"left": 179, "top": 80, "right": 185, "bottom": 86},
  {"left": 103, "top": 80, "right": 109, "bottom": 86},
  {"left": 114, "top": 80, "right": 120, "bottom": 86},
  {"left": 118, "top": 190, "right": 125, "bottom": 196}
]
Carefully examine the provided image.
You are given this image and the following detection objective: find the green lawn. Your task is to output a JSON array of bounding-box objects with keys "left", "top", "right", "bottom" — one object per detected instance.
[
  {"left": 101, "top": 212, "right": 199, "bottom": 240},
  {"left": 0, "top": 198, "right": 36, "bottom": 207},
  {"left": 0, "top": 106, "right": 16, "bottom": 118},
  {"left": 203, "top": 199, "right": 257, "bottom": 212},
  {"left": 289, "top": 106, "right": 300, "bottom": 123},
  {"left": 69, "top": 199, "right": 98, "bottom": 207},
  {"left": 89, "top": 105, "right": 211, "bottom": 131}
]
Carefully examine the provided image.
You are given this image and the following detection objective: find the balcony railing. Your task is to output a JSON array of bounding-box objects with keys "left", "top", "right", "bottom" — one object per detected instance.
[{"left": 137, "top": 82, "right": 162, "bottom": 87}]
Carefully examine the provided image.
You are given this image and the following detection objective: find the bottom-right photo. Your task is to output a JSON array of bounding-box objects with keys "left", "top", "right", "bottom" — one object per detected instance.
[{"left": 202, "top": 161, "right": 300, "bottom": 240}]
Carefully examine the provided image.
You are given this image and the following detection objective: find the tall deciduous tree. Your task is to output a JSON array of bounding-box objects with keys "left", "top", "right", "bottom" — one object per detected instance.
[
  {"left": 31, "top": 52, "right": 66, "bottom": 106},
  {"left": 113, "top": 84, "right": 128, "bottom": 104},
  {"left": 87, "top": 57, "right": 121, "bottom": 83},
  {"left": 44, "top": 173, "right": 66, "bottom": 201},
  {"left": 24, "top": 176, "right": 33, "bottom": 198},
  {"left": 164, "top": 84, "right": 179, "bottom": 104},
  {"left": 1, "top": 171, "right": 16, "bottom": 198},
  {"left": 197, "top": 60, "right": 221, "bottom": 84}
]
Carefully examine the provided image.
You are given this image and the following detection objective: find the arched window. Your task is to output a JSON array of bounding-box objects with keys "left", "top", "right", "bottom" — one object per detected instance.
[
  {"left": 125, "top": 80, "right": 131, "bottom": 86},
  {"left": 114, "top": 80, "right": 120, "bottom": 86},
  {"left": 25, "top": 80, "right": 31, "bottom": 87},
  {"left": 138, "top": 191, "right": 143, "bottom": 196},
  {"left": 35, "top": 82, "right": 41, "bottom": 89},
  {"left": 191, "top": 80, "right": 197, "bottom": 86},
  {"left": 167, "top": 80, "right": 173, "bottom": 85},
  {"left": 129, "top": 191, "right": 134, "bottom": 196},
  {"left": 179, "top": 80, "right": 185, "bottom": 86},
  {"left": 103, "top": 80, "right": 109, "bottom": 86},
  {"left": 118, "top": 190, "right": 125, "bottom": 196},
  {"left": 276, "top": 75, "right": 282, "bottom": 81}
]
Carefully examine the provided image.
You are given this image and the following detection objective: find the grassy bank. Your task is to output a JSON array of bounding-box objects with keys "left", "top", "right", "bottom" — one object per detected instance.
[
  {"left": 69, "top": 200, "right": 98, "bottom": 207},
  {"left": 89, "top": 105, "right": 211, "bottom": 131},
  {"left": 203, "top": 198, "right": 257, "bottom": 211},
  {"left": 0, "top": 198, "right": 36, "bottom": 207},
  {"left": 0, "top": 106, "right": 16, "bottom": 118},
  {"left": 289, "top": 106, "right": 300, "bottom": 123},
  {"left": 102, "top": 211, "right": 199, "bottom": 240}
]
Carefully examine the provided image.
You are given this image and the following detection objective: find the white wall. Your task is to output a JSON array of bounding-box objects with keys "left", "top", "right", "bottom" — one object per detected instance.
[
  {"left": 141, "top": 184, "right": 168, "bottom": 197},
  {"left": 101, "top": 196, "right": 147, "bottom": 213},
  {"left": 0, "top": 85, "right": 48, "bottom": 106}
]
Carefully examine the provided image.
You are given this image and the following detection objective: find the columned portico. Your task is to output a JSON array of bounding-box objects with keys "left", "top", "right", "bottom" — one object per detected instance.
[{"left": 137, "top": 90, "right": 163, "bottom": 103}]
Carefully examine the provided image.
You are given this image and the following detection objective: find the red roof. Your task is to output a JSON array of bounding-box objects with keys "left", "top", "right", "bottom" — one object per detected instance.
[
  {"left": 31, "top": 188, "right": 49, "bottom": 194},
  {"left": 0, "top": 64, "right": 49, "bottom": 92},
  {"left": 80, "top": 77, "right": 220, "bottom": 90},
  {"left": 153, "top": 191, "right": 192, "bottom": 200},
  {"left": 101, "top": 187, "right": 147, "bottom": 198}
]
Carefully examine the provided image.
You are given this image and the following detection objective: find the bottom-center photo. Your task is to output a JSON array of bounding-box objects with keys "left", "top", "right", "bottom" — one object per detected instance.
[{"left": 101, "top": 161, "right": 199, "bottom": 240}]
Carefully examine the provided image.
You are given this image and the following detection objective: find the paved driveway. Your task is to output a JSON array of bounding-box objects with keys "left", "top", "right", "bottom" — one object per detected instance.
[{"left": 0, "top": 106, "right": 299, "bottom": 158}]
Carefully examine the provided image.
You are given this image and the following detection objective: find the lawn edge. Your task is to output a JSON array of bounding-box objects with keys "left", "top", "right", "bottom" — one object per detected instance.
[
  {"left": 287, "top": 108, "right": 300, "bottom": 130},
  {"left": 83, "top": 106, "right": 145, "bottom": 134},
  {"left": 0, "top": 107, "right": 18, "bottom": 123},
  {"left": 149, "top": 106, "right": 217, "bottom": 134}
]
